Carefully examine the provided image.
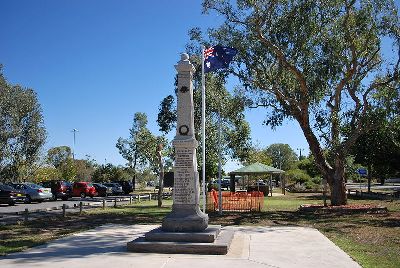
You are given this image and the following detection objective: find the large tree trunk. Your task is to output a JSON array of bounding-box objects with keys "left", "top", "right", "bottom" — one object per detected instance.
[
  {"left": 329, "top": 159, "right": 347, "bottom": 206},
  {"left": 298, "top": 117, "right": 347, "bottom": 206},
  {"left": 330, "top": 174, "right": 347, "bottom": 205}
]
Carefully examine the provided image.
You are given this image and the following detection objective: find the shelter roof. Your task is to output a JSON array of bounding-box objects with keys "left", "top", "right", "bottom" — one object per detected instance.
[{"left": 229, "top": 162, "right": 284, "bottom": 175}]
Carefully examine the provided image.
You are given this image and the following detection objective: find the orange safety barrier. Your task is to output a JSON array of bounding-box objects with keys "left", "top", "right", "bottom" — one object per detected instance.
[{"left": 207, "top": 190, "right": 264, "bottom": 212}]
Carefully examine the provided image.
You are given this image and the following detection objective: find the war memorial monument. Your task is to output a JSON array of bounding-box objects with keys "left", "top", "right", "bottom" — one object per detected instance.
[{"left": 127, "top": 53, "right": 234, "bottom": 254}]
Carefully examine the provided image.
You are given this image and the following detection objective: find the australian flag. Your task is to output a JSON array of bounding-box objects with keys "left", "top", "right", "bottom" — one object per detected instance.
[{"left": 204, "top": 45, "right": 237, "bottom": 73}]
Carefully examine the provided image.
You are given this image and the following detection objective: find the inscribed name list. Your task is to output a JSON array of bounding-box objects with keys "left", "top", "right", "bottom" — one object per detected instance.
[{"left": 173, "top": 147, "right": 196, "bottom": 204}]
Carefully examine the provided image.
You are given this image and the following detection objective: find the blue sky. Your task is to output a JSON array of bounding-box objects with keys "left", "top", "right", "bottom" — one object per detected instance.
[{"left": 1, "top": 0, "right": 320, "bottom": 171}]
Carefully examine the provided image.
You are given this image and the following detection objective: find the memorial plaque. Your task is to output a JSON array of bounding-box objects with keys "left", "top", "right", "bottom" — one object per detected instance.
[{"left": 174, "top": 147, "right": 195, "bottom": 204}]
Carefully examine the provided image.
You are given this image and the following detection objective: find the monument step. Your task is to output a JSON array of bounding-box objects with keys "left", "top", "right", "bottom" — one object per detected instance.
[
  {"left": 127, "top": 229, "right": 234, "bottom": 255},
  {"left": 145, "top": 225, "right": 221, "bottom": 243}
]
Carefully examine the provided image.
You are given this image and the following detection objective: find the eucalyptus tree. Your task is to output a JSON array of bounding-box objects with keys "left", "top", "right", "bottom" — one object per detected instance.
[
  {"left": 47, "top": 146, "right": 72, "bottom": 169},
  {"left": 192, "top": 0, "right": 400, "bottom": 205},
  {"left": 266, "top": 143, "right": 298, "bottom": 171},
  {"left": 116, "top": 112, "right": 168, "bottom": 188},
  {"left": 0, "top": 68, "right": 46, "bottom": 182}
]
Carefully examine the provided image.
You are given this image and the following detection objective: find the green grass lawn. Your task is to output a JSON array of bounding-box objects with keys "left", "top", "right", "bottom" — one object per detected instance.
[{"left": 0, "top": 194, "right": 399, "bottom": 268}]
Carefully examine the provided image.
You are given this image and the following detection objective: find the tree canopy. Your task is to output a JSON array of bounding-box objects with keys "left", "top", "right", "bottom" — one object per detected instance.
[
  {"left": 116, "top": 112, "right": 168, "bottom": 187},
  {"left": 0, "top": 68, "right": 46, "bottom": 182},
  {"left": 192, "top": 0, "right": 400, "bottom": 205}
]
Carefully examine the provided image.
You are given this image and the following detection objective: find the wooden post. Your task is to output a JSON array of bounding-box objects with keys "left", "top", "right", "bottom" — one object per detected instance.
[
  {"left": 24, "top": 208, "right": 29, "bottom": 222},
  {"left": 149, "top": 193, "right": 151, "bottom": 201},
  {"left": 129, "top": 195, "right": 132, "bottom": 204},
  {"left": 103, "top": 199, "right": 106, "bottom": 210},
  {"left": 269, "top": 176, "right": 273, "bottom": 197},
  {"left": 138, "top": 195, "right": 141, "bottom": 202},
  {"left": 157, "top": 143, "right": 164, "bottom": 208},
  {"left": 79, "top": 202, "right": 83, "bottom": 215},
  {"left": 62, "top": 204, "right": 66, "bottom": 217},
  {"left": 114, "top": 197, "right": 117, "bottom": 208}
]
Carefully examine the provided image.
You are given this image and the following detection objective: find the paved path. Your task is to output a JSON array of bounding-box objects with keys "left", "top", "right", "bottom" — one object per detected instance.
[{"left": 0, "top": 224, "right": 361, "bottom": 268}]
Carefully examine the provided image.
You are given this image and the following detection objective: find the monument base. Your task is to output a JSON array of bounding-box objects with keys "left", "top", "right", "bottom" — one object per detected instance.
[
  {"left": 162, "top": 204, "right": 209, "bottom": 232},
  {"left": 127, "top": 225, "right": 234, "bottom": 255}
]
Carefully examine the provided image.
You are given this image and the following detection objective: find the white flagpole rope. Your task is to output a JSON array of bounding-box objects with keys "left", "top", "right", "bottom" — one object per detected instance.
[{"left": 201, "top": 46, "right": 206, "bottom": 213}]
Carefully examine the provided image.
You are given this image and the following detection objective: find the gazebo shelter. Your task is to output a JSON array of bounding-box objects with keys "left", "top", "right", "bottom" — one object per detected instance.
[{"left": 229, "top": 162, "right": 285, "bottom": 195}]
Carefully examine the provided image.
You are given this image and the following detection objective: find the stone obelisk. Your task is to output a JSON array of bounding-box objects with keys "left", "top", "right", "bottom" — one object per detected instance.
[{"left": 162, "top": 53, "right": 209, "bottom": 232}]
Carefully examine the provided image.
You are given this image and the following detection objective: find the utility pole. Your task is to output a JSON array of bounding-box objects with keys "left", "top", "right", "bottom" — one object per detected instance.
[
  {"left": 72, "top": 128, "right": 78, "bottom": 160},
  {"left": 297, "top": 148, "right": 304, "bottom": 159}
]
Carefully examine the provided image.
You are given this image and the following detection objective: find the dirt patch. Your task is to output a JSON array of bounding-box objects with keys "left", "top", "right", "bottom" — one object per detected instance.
[{"left": 299, "top": 204, "right": 388, "bottom": 214}]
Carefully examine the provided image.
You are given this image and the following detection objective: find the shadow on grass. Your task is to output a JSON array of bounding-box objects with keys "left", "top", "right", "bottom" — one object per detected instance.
[{"left": 208, "top": 210, "right": 343, "bottom": 226}]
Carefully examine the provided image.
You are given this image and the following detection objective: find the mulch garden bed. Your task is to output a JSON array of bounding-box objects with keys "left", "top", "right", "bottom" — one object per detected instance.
[{"left": 299, "top": 204, "right": 388, "bottom": 214}]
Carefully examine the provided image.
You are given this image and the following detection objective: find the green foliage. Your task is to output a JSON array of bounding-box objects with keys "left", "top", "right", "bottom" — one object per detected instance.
[
  {"left": 59, "top": 158, "right": 77, "bottom": 181},
  {"left": 47, "top": 146, "right": 71, "bottom": 169},
  {"left": 193, "top": 0, "right": 400, "bottom": 205},
  {"left": 244, "top": 145, "right": 272, "bottom": 166},
  {"left": 351, "top": 123, "right": 400, "bottom": 179},
  {"left": 116, "top": 112, "right": 169, "bottom": 176},
  {"left": 91, "top": 164, "right": 130, "bottom": 183},
  {"left": 285, "top": 168, "right": 311, "bottom": 184},
  {"left": 74, "top": 158, "right": 96, "bottom": 181},
  {"left": 297, "top": 155, "right": 321, "bottom": 178},
  {"left": 0, "top": 68, "right": 46, "bottom": 182},
  {"left": 266, "top": 143, "right": 298, "bottom": 170},
  {"left": 34, "top": 166, "right": 61, "bottom": 183},
  {"left": 157, "top": 95, "right": 176, "bottom": 134}
]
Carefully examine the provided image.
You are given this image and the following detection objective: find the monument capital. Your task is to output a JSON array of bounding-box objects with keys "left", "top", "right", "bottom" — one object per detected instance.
[{"left": 175, "top": 53, "right": 196, "bottom": 73}]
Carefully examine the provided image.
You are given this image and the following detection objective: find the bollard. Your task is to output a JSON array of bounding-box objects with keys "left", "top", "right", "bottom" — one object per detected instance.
[
  {"left": 114, "top": 197, "right": 117, "bottom": 208},
  {"left": 24, "top": 208, "right": 29, "bottom": 222},
  {"left": 79, "top": 202, "right": 83, "bottom": 215},
  {"left": 129, "top": 195, "right": 132, "bottom": 205},
  {"left": 138, "top": 195, "right": 141, "bottom": 202},
  {"left": 103, "top": 199, "right": 106, "bottom": 210},
  {"left": 149, "top": 193, "right": 151, "bottom": 200},
  {"left": 62, "top": 204, "right": 66, "bottom": 217}
]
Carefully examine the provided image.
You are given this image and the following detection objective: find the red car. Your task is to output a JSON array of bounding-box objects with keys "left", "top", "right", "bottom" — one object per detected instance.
[{"left": 72, "top": 182, "right": 97, "bottom": 198}]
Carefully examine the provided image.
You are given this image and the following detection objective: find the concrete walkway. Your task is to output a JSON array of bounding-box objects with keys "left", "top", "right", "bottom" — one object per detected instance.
[{"left": 0, "top": 224, "right": 361, "bottom": 268}]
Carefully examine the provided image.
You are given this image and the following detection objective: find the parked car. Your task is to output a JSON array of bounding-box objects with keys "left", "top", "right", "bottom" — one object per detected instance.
[
  {"left": 72, "top": 182, "right": 97, "bottom": 198},
  {"left": 103, "top": 183, "right": 124, "bottom": 195},
  {"left": 41, "top": 180, "right": 72, "bottom": 201},
  {"left": 92, "top": 183, "right": 109, "bottom": 197},
  {"left": 10, "top": 183, "right": 52, "bottom": 203},
  {"left": 116, "top": 180, "right": 133, "bottom": 194},
  {"left": 256, "top": 180, "right": 266, "bottom": 186},
  {"left": 221, "top": 179, "right": 231, "bottom": 189},
  {"left": 0, "top": 184, "right": 26, "bottom": 205},
  {"left": 385, "top": 178, "right": 400, "bottom": 183}
]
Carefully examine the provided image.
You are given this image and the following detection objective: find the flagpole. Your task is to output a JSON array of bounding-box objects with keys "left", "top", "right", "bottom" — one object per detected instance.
[{"left": 201, "top": 46, "right": 206, "bottom": 213}]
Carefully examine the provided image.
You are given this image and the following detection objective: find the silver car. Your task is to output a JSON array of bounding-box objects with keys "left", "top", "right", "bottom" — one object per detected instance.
[{"left": 11, "top": 183, "right": 53, "bottom": 203}]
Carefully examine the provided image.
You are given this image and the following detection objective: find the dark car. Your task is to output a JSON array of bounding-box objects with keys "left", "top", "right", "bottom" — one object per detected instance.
[
  {"left": 72, "top": 182, "right": 97, "bottom": 198},
  {"left": 103, "top": 183, "right": 124, "bottom": 195},
  {"left": 116, "top": 180, "right": 133, "bottom": 194},
  {"left": 0, "top": 184, "right": 26, "bottom": 205},
  {"left": 41, "top": 180, "right": 72, "bottom": 201},
  {"left": 92, "top": 183, "right": 109, "bottom": 197}
]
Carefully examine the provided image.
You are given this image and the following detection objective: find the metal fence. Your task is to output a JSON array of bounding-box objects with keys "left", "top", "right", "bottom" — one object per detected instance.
[{"left": 207, "top": 190, "right": 264, "bottom": 212}]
